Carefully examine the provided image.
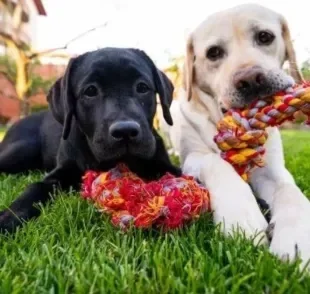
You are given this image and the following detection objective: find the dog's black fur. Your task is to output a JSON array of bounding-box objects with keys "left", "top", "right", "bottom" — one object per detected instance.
[{"left": 0, "top": 47, "right": 181, "bottom": 233}]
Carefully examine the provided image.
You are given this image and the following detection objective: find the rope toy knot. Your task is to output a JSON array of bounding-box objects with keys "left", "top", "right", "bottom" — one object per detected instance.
[{"left": 214, "top": 82, "right": 310, "bottom": 181}]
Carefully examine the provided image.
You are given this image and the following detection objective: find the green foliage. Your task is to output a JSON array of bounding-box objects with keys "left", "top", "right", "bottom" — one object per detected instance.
[
  {"left": 0, "top": 55, "right": 16, "bottom": 83},
  {"left": 0, "top": 54, "right": 56, "bottom": 96},
  {"left": 301, "top": 60, "right": 310, "bottom": 81},
  {"left": 0, "top": 130, "right": 310, "bottom": 293},
  {"left": 30, "top": 104, "right": 49, "bottom": 113},
  {"left": 0, "top": 126, "right": 7, "bottom": 140},
  {"left": 27, "top": 75, "right": 56, "bottom": 97}
]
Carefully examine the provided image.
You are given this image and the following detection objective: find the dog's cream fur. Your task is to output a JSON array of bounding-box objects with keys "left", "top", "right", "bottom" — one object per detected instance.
[{"left": 163, "top": 4, "right": 310, "bottom": 268}]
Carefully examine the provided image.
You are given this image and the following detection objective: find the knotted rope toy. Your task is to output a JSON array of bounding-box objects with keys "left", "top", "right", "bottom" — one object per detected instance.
[
  {"left": 81, "top": 82, "right": 310, "bottom": 230},
  {"left": 214, "top": 82, "right": 310, "bottom": 181},
  {"left": 81, "top": 164, "right": 210, "bottom": 230}
]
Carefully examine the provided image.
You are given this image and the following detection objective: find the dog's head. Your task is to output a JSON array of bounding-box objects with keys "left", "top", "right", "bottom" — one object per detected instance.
[
  {"left": 184, "top": 4, "right": 304, "bottom": 109},
  {"left": 47, "top": 48, "right": 174, "bottom": 162}
]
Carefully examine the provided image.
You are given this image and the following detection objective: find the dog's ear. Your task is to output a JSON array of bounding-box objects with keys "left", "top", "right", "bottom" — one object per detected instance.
[
  {"left": 153, "top": 69, "right": 174, "bottom": 126},
  {"left": 183, "top": 34, "right": 195, "bottom": 101},
  {"left": 47, "top": 57, "right": 77, "bottom": 140},
  {"left": 281, "top": 17, "right": 304, "bottom": 83},
  {"left": 47, "top": 78, "right": 63, "bottom": 123},
  {"left": 130, "top": 49, "right": 174, "bottom": 126}
]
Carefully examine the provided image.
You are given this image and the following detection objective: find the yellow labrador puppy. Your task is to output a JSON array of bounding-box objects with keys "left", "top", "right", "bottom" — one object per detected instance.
[{"left": 173, "top": 4, "right": 310, "bottom": 268}]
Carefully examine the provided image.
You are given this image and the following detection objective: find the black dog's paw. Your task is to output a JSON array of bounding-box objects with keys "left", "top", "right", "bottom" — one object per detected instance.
[{"left": 0, "top": 209, "right": 23, "bottom": 234}]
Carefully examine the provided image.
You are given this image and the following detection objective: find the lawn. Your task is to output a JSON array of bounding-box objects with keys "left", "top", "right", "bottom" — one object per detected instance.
[{"left": 0, "top": 130, "right": 310, "bottom": 293}]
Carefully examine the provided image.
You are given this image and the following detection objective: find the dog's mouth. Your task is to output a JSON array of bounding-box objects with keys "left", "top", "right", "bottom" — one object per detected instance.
[
  {"left": 227, "top": 83, "right": 294, "bottom": 110},
  {"left": 119, "top": 142, "right": 155, "bottom": 159},
  {"left": 224, "top": 71, "right": 295, "bottom": 110},
  {"left": 221, "top": 107, "right": 228, "bottom": 114},
  {"left": 93, "top": 136, "right": 156, "bottom": 162}
]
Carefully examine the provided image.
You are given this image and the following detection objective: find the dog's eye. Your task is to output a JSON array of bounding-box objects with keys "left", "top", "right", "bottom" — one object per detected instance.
[
  {"left": 84, "top": 85, "right": 98, "bottom": 97},
  {"left": 256, "top": 31, "right": 275, "bottom": 45},
  {"left": 136, "top": 83, "right": 150, "bottom": 94},
  {"left": 206, "top": 46, "right": 225, "bottom": 61}
]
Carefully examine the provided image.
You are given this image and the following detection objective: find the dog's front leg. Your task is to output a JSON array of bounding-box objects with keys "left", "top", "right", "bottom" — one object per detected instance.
[
  {"left": 250, "top": 127, "right": 310, "bottom": 268},
  {"left": 0, "top": 164, "right": 82, "bottom": 233},
  {"left": 183, "top": 151, "right": 268, "bottom": 245}
]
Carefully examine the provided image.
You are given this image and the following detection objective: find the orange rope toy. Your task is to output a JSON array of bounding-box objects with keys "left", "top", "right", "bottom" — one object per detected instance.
[{"left": 214, "top": 82, "right": 310, "bottom": 181}]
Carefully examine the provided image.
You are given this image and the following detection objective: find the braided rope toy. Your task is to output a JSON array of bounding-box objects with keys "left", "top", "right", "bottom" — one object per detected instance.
[
  {"left": 214, "top": 82, "right": 310, "bottom": 181},
  {"left": 81, "top": 82, "right": 310, "bottom": 230},
  {"left": 81, "top": 164, "right": 210, "bottom": 230}
]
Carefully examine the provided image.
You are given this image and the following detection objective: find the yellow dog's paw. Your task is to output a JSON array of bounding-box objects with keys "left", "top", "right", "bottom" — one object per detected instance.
[{"left": 212, "top": 184, "right": 268, "bottom": 246}]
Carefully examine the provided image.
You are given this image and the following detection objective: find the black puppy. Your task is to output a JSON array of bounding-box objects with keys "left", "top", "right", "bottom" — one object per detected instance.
[{"left": 0, "top": 48, "right": 181, "bottom": 233}]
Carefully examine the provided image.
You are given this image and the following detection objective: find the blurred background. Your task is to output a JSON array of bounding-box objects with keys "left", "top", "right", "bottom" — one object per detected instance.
[{"left": 0, "top": 0, "right": 309, "bottom": 135}]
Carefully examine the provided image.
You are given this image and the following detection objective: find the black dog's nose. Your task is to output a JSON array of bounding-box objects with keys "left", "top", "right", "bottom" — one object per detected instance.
[
  {"left": 233, "top": 66, "right": 267, "bottom": 98},
  {"left": 109, "top": 121, "right": 141, "bottom": 141}
]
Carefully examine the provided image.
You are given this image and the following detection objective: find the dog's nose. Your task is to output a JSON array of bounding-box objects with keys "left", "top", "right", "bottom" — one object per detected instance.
[
  {"left": 109, "top": 121, "right": 141, "bottom": 141},
  {"left": 233, "top": 66, "right": 267, "bottom": 97}
]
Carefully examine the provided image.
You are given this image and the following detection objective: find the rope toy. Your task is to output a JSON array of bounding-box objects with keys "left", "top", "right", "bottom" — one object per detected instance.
[
  {"left": 81, "top": 164, "right": 210, "bottom": 230},
  {"left": 214, "top": 82, "right": 310, "bottom": 181},
  {"left": 80, "top": 82, "right": 309, "bottom": 230}
]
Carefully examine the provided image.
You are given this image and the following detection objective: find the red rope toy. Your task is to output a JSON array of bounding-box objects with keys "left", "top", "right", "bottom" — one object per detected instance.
[{"left": 81, "top": 164, "right": 210, "bottom": 230}]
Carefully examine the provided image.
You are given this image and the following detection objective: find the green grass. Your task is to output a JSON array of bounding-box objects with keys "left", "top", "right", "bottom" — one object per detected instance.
[{"left": 0, "top": 130, "right": 310, "bottom": 293}]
